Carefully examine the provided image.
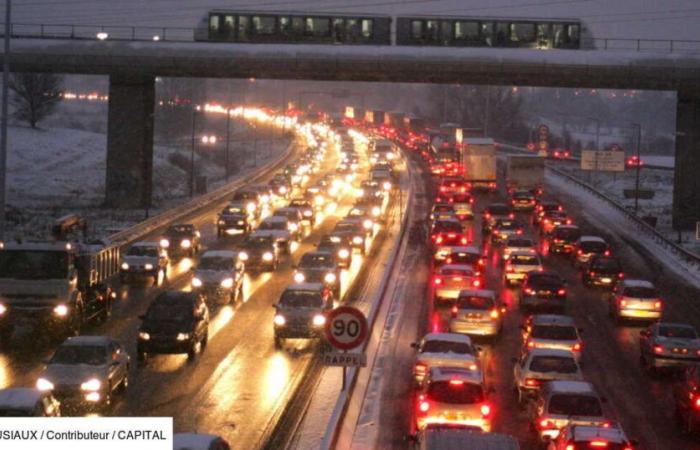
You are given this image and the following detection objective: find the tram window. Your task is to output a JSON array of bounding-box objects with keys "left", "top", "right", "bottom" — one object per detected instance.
[
  {"left": 495, "top": 22, "right": 508, "bottom": 45},
  {"left": 510, "top": 23, "right": 536, "bottom": 44},
  {"left": 209, "top": 15, "right": 220, "bottom": 33},
  {"left": 455, "top": 21, "right": 479, "bottom": 43},
  {"left": 333, "top": 18, "right": 345, "bottom": 42},
  {"left": 568, "top": 24, "right": 580, "bottom": 47},
  {"left": 291, "top": 17, "right": 304, "bottom": 34},
  {"left": 440, "top": 20, "right": 452, "bottom": 45},
  {"left": 411, "top": 20, "right": 423, "bottom": 40},
  {"left": 280, "top": 17, "right": 291, "bottom": 36},
  {"left": 237, "top": 15, "right": 248, "bottom": 41},
  {"left": 306, "top": 17, "right": 331, "bottom": 37},
  {"left": 361, "top": 19, "right": 373, "bottom": 38},
  {"left": 252, "top": 16, "right": 276, "bottom": 35},
  {"left": 537, "top": 23, "right": 550, "bottom": 48},
  {"left": 426, "top": 20, "right": 439, "bottom": 42},
  {"left": 346, "top": 19, "right": 360, "bottom": 42},
  {"left": 481, "top": 22, "right": 493, "bottom": 46}
]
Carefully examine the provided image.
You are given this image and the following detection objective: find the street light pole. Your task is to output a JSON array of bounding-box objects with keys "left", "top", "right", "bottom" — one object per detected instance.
[
  {"left": 189, "top": 106, "right": 198, "bottom": 197},
  {"left": 632, "top": 122, "right": 642, "bottom": 214},
  {"left": 0, "top": 0, "right": 11, "bottom": 239},
  {"left": 225, "top": 107, "right": 231, "bottom": 181}
]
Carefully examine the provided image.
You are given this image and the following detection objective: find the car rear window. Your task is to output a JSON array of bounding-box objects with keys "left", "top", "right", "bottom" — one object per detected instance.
[
  {"left": 422, "top": 340, "right": 473, "bottom": 355},
  {"left": 554, "top": 228, "right": 580, "bottom": 240},
  {"left": 528, "top": 274, "right": 562, "bottom": 286},
  {"left": 622, "top": 287, "right": 658, "bottom": 298},
  {"left": 434, "top": 205, "right": 454, "bottom": 213},
  {"left": 507, "top": 238, "right": 534, "bottom": 248},
  {"left": 658, "top": 325, "right": 697, "bottom": 339},
  {"left": 452, "top": 194, "right": 472, "bottom": 203},
  {"left": 512, "top": 255, "right": 539, "bottom": 265},
  {"left": 450, "top": 252, "right": 480, "bottom": 263},
  {"left": 548, "top": 394, "right": 602, "bottom": 416},
  {"left": 456, "top": 296, "right": 495, "bottom": 310},
  {"left": 427, "top": 381, "right": 484, "bottom": 404},
  {"left": 530, "top": 356, "right": 578, "bottom": 373},
  {"left": 440, "top": 267, "right": 474, "bottom": 277},
  {"left": 487, "top": 205, "right": 510, "bottom": 215},
  {"left": 580, "top": 241, "right": 607, "bottom": 253},
  {"left": 433, "top": 221, "right": 463, "bottom": 234},
  {"left": 591, "top": 258, "right": 621, "bottom": 271},
  {"left": 532, "top": 325, "right": 578, "bottom": 340},
  {"left": 573, "top": 443, "right": 626, "bottom": 450}
]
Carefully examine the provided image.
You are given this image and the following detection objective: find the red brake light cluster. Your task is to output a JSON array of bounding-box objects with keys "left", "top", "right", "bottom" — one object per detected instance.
[{"left": 557, "top": 288, "right": 566, "bottom": 296}]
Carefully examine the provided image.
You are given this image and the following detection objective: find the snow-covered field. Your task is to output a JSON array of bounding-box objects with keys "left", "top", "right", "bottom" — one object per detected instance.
[{"left": 644, "top": 155, "right": 675, "bottom": 167}]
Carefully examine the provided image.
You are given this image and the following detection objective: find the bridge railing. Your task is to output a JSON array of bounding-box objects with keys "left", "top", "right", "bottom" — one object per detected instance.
[{"left": 4, "top": 23, "right": 700, "bottom": 53}]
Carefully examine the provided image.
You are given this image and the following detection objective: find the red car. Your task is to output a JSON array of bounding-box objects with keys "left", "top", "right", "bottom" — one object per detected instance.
[{"left": 626, "top": 155, "right": 645, "bottom": 168}]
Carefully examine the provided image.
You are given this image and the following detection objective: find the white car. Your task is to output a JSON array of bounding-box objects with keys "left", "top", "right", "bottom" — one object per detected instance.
[
  {"left": 502, "top": 236, "right": 537, "bottom": 262},
  {"left": 411, "top": 333, "right": 482, "bottom": 386},
  {"left": 0, "top": 388, "right": 61, "bottom": 417},
  {"left": 513, "top": 348, "right": 583, "bottom": 405},
  {"left": 433, "top": 264, "right": 483, "bottom": 303},
  {"left": 191, "top": 250, "right": 245, "bottom": 305},
  {"left": 608, "top": 279, "right": 663, "bottom": 323},
  {"left": 174, "top": 433, "right": 231, "bottom": 450},
  {"left": 119, "top": 241, "right": 168, "bottom": 285},
  {"left": 505, "top": 251, "right": 543, "bottom": 285},
  {"left": 36, "top": 336, "right": 129, "bottom": 409},
  {"left": 523, "top": 315, "right": 583, "bottom": 361}
]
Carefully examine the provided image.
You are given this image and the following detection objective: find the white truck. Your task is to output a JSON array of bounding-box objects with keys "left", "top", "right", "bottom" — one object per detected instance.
[
  {"left": 0, "top": 240, "right": 120, "bottom": 343},
  {"left": 461, "top": 138, "right": 497, "bottom": 191},
  {"left": 505, "top": 154, "right": 545, "bottom": 192}
]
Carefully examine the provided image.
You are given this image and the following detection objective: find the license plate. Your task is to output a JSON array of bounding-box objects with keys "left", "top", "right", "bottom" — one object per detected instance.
[
  {"left": 601, "top": 278, "right": 612, "bottom": 283},
  {"left": 673, "top": 348, "right": 689, "bottom": 354},
  {"left": 466, "top": 313, "right": 482, "bottom": 320}
]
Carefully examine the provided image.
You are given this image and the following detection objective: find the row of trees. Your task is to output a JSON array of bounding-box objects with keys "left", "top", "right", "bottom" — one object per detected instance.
[{"left": 7, "top": 73, "right": 62, "bottom": 128}]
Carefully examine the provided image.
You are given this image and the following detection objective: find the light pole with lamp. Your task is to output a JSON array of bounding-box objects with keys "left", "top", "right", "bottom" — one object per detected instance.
[
  {"left": 225, "top": 106, "right": 232, "bottom": 181},
  {"left": 631, "top": 122, "right": 643, "bottom": 214},
  {"left": 189, "top": 105, "right": 201, "bottom": 198},
  {"left": 0, "top": 0, "right": 11, "bottom": 239}
]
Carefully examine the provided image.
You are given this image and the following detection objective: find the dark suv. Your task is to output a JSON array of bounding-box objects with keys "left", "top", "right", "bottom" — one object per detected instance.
[
  {"left": 582, "top": 255, "right": 624, "bottom": 288},
  {"left": 520, "top": 271, "right": 567, "bottom": 312},
  {"left": 161, "top": 224, "right": 201, "bottom": 258},
  {"left": 273, "top": 283, "right": 333, "bottom": 348},
  {"left": 137, "top": 292, "right": 209, "bottom": 363}
]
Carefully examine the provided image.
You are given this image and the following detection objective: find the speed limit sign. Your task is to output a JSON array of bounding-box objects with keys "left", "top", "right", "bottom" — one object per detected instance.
[{"left": 324, "top": 306, "right": 368, "bottom": 351}]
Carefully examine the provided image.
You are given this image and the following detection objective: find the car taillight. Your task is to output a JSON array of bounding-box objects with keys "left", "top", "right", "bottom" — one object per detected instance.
[
  {"left": 509, "top": 213, "right": 515, "bottom": 219},
  {"left": 433, "top": 277, "right": 443, "bottom": 286},
  {"left": 461, "top": 237, "right": 468, "bottom": 244},
  {"left": 418, "top": 400, "right": 430, "bottom": 413},
  {"left": 589, "top": 271, "right": 596, "bottom": 277},
  {"left": 527, "top": 340, "right": 535, "bottom": 349},
  {"left": 524, "top": 378, "right": 540, "bottom": 387},
  {"left": 653, "top": 345, "right": 664, "bottom": 354},
  {"left": 469, "top": 197, "right": 474, "bottom": 204},
  {"left": 590, "top": 440, "right": 609, "bottom": 448},
  {"left": 619, "top": 299, "right": 628, "bottom": 307},
  {"left": 489, "top": 309, "right": 499, "bottom": 319},
  {"left": 451, "top": 305, "right": 458, "bottom": 318},
  {"left": 693, "top": 396, "right": 700, "bottom": 410},
  {"left": 566, "top": 219, "right": 572, "bottom": 225},
  {"left": 525, "top": 288, "right": 535, "bottom": 295},
  {"left": 538, "top": 418, "right": 553, "bottom": 429},
  {"left": 577, "top": 249, "right": 583, "bottom": 255},
  {"left": 543, "top": 219, "right": 550, "bottom": 224},
  {"left": 572, "top": 342, "right": 582, "bottom": 352},
  {"left": 618, "top": 272, "right": 625, "bottom": 279},
  {"left": 436, "top": 236, "right": 443, "bottom": 244},
  {"left": 478, "top": 258, "right": 485, "bottom": 266},
  {"left": 604, "top": 250, "right": 611, "bottom": 256},
  {"left": 654, "top": 301, "right": 662, "bottom": 310},
  {"left": 565, "top": 445, "right": 575, "bottom": 450},
  {"left": 473, "top": 279, "right": 481, "bottom": 287},
  {"left": 516, "top": 229, "right": 523, "bottom": 235},
  {"left": 440, "top": 186, "right": 446, "bottom": 192},
  {"left": 446, "top": 257, "right": 452, "bottom": 264},
  {"left": 480, "top": 404, "right": 491, "bottom": 417},
  {"left": 484, "top": 212, "right": 491, "bottom": 219},
  {"left": 415, "top": 363, "right": 427, "bottom": 374},
  {"left": 506, "top": 265, "right": 514, "bottom": 272},
  {"left": 558, "top": 288, "right": 566, "bottom": 296}
]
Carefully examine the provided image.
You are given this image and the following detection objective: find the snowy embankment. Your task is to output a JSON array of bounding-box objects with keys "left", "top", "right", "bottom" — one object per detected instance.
[{"left": 6, "top": 125, "right": 286, "bottom": 238}]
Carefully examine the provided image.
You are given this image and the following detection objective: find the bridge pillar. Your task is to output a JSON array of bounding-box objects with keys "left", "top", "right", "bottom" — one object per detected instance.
[
  {"left": 673, "top": 89, "right": 700, "bottom": 230},
  {"left": 105, "top": 74, "right": 155, "bottom": 209}
]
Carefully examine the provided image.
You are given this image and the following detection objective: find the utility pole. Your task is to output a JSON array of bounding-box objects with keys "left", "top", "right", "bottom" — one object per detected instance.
[
  {"left": 225, "top": 107, "right": 231, "bottom": 181},
  {"left": 189, "top": 106, "right": 198, "bottom": 197},
  {"left": 483, "top": 86, "right": 491, "bottom": 136},
  {"left": 0, "top": 0, "right": 11, "bottom": 239},
  {"left": 632, "top": 122, "right": 642, "bottom": 214}
]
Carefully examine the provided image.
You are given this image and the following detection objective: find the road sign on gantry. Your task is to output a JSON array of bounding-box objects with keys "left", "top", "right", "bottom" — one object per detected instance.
[{"left": 324, "top": 306, "right": 368, "bottom": 351}]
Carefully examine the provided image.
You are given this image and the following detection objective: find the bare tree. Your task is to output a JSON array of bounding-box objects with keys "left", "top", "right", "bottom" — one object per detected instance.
[
  {"left": 456, "top": 86, "right": 527, "bottom": 142},
  {"left": 9, "top": 73, "right": 63, "bottom": 128}
]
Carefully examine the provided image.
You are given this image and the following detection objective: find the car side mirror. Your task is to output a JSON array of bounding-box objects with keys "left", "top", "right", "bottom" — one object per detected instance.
[
  {"left": 629, "top": 439, "right": 639, "bottom": 446},
  {"left": 488, "top": 386, "right": 496, "bottom": 394},
  {"left": 111, "top": 361, "right": 120, "bottom": 367},
  {"left": 410, "top": 342, "right": 419, "bottom": 349},
  {"left": 405, "top": 433, "right": 418, "bottom": 444},
  {"left": 600, "top": 396, "right": 608, "bottom": 403},
  {"left": 138, "top": 314, "right": 145, "bottom": 320},
  {"left": 475, "top": 346, "right": 483, "bottom": 353},
  {"left": 578, "top": 328, "right": 584, "bottom": 334},
  {"left": 511, "top": 357, "right": 518, "bottom": 364}
]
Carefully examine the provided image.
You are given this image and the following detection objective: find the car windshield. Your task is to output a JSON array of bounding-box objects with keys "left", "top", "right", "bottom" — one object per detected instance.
[
  {"left": 126, "top": 246, "right": 158, "bottom": 257},
  {"left": 452, "top": 194, "right": 472, "bottom": 203},
  {"left": 335, "top": 223, "right": 359, "bottom": 233},
  {"left": 167, "top": 225, "right": 194, "bottom": 235},
  {"left": 300, "top": 254, "right": 333, "bottom": 268},
  {"left": 457, "top": 296, "right": 494, "bottom": 310},
  {"left": 0, "top": 250, "right": 69, "bottom": 280},
  {"left": 488, "top": 205, "right": 510, "bottom": 215},
  {"left": 512, "top": 255, "right": 539, "bottom": 265},
  {"left": 434, "top": 205, "right": 454, "bottom": 213},
  {"left": 532, "top": 325, "right": 578, "bottom": 340},
  {"left": 260, "top": 220, "right": 287, "bottom": 231},
  {"left": 433, "top": 221, "right": 462, "bottom": 234},
  {"left": 427, "top": 381, "right": 484, "bottom": 404},
  {"left": 554, "top": 228, "right": 580, "bottom": 240},
  {"left": 244, "top": 236, "right": 273, "bottom": 247},
  {"left": 543, "top": 204, "right": 562, "bottom": 212},
  {"left": 623, "top": 286, "right": 658, "bottom": 298},
  {"left": 279, "top": 290, "right": 323, "bottom": 308},
  {"left": 290, "top": 200, "right": 309, "bottom": 207},
  {"left": 507, "top": 238, "right": 534, "bottom": 248},
  {"left": 548, "top": 394, "right": 602, "bottom": 416},
  {"left": 198, "top": 257, "right": 232, "bottom": 271},
  {"left": 225, "top": 205, "right": 244, "bottom": 214},
  {"left": 51, "top": 345, "right": 107, "bottom": 365},
  {"left": 529, "top": 274, "right": 562, "bottom": 286},
  {"left": 0, "top": 409, "right": 34, "bottom": 416},
  {"left": 513, "top": 192, "right": 534, "bottom": 199},
  {"left": 591, "top": 258, "right": 621, "bottom": 271},
  {"left": 145, "top": 300, "right": 194, "bottom": 323},
  {"left": 450, "top": 252, "right": 480, "bottom": 264},
  {"left": 440, "top": 267, "right": 474, "bottom": 277},
  {"left": 530, "top": 356, "right": 578, "bottom": 373},
  {"left": 232, "top": 192, "right": 256, "bottom": 200},
  {"left": 422, "top": 340, "right": 473, "bottom": 354},
  {"left": 658, "top": 325, "right": 697, "bottom": 339},
  {"left": 581, "top": 241, "right": 607, "bottom": 253}
]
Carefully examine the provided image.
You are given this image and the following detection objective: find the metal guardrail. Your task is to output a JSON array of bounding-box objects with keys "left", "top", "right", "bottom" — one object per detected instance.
[
  {"left": 107, "top": 140, "right": 294, "bottom": 247},
  {"left": 4, "top": 22, "right": 700, "bottom": 54}
]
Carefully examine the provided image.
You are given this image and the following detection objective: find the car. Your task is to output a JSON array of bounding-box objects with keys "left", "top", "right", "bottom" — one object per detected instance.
[
  {"left": 273, "top": 283, "right": 333, "bottom": 348},
  {"left": 573, "top": 236, "right": 610, "bottom": 267},
  {"left": 288, "top": 198, "right": 316, "bottom": 225},
  {"left": 216, "top": 206, "right": 251, "bottom": 237},
  {"left": 249, "top": 184, "right": 274, "bottom": 205},
  {"left": 673, "top": 363, "right": 700, "bottom": 434},
  {"left": 334, "top": 219, "right": 368, "bottom": 255},
  {"left": 173, "top": 433, "right": 231, "bottom": 450},
  {"left": 347, "top": 204, "right": 377, "bottom": 236},
  {"left": 371, "top": 168, "right": 393, "bottom": 191},
  {"left": 539, "top": 211, "right": 572, "bottom": 235},
  {"left": 429, "top": 203, "right": 457, "bottom": 224},
  {"left": 547, "top": 225, "right": 581, "bottom": 255},
  {"left": 191, "top": 250, "right": 245, "bottom": 305},
  {"left": 482, "top": 203, "right": 514, "bottom": 234},
  {"left": 258, "top": 216, "right": 294, "bottom": 253},
  {"left": 530, "top": 381, "right": 609, "bottom": 443},
  {"left": 438, "top": 177, "right": 470, "bottom": 196},
  {"left": 430, "top": 218, "right": 468, "bottom": 250},
  {"left": 520, "top": 271, "right": 568, "bottom": 312},
  {"left": 502, "top": 236, "right": 538, "bottom": 263},
  {"left": 160, "top": 224, "right": 201, "bottom": 258},
  {"left": 547, "top": 424, "right": 635, "bottom": 450},
  {"left": 626, "top": 155, "right": 645, "bottom": 168},
  {"left": 119, "top": 241, "right": 168, "bottom": 285},
  {"left": 534, "top": 201, "right": 564, "bottom": 225},
  {"left": 36, "top": 336, "right": 129, "bottom": 409},
  {"left": 293, "top": 251, "right": 342, "bottom": 298},
  {"left": 137, "top": 291, "right": 209, "bottom": 363},
  {"left": 522, "top": 315, "right": 583, "bottom": 360},
  {"left": 432, "top": 264, "right": 483, "bottom": 303},
  {"left": 490, "top": 219, "right": 525, "bottom": 245},
  {"left": 415, "top": 367, "right": 492, "bottom": 432},
  {"left": 505, "top": 252, "right": 543, "bottom": 286},
  {"left": 231, "top": 189, "right": 262, "bottom": 218},
  {"left": 268, "top": 176, "right": 291, "bottom": 199},
  {"left": 355, "top": 193, "right": 385, "bottom": 221},
  {"left": 639, "top": 322, "right": 700, "bottom": 373},
  {"left": 582, "top": 255, "right": 624, "bottom": 288},
  {"left": 608, "top": 279, "right": 663, "bottom": 323},
  {"left": 0, "top": 388, "right": 61, "bottom": 417},
  {"left": 450, "top": 193, "right": 475, "bottom": 220},
  {"left": 438, "top": 246, "right": 484, "bottom": 271},
  {"left": 317, "top": 234, "right": 353, "bottom": 269},
  {"left": 513, "top": 348, "right": 583, "bottom": 406},
  {"left": 411, "top": 333, "right": 481, "bottom": 386},
  {"left": 510, "top": 189, "right": 537, "bottom": 211},
  {"left": 448, "top": 289, "right": 503, "bottom": 339},
  {"left": 237, "top": 232, "right": 279, "bottom": 271}
]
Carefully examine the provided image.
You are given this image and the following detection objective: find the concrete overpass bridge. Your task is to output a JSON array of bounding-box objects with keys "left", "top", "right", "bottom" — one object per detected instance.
[{"left": 3, "top": 37, "right": 700, "bottom": 228}]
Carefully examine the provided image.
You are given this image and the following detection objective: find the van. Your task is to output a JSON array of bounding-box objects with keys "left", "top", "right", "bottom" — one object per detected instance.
[{"left": 416, "top": 424, "right": 519, "bottom": 449}]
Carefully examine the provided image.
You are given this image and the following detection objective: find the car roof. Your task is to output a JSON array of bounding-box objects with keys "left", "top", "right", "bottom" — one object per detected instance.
[
  {"left": 62, "top": 335, "right": 112, "bottom": 346},
  {"left": 430, "top": 366, "right": 482, "bottom": 384},
  {"left": 532, "top": 315, "right": 576, "bottom": 326},
  {"left": 201, "top": 250, "right": 236, "bottom": 259},
  {"left": 506, "top": 236, "right": 535, "bottom": 243},
  {"left": 655, "top": 322, "right": 697, "bottom": 332},
  {"left": 457, "top": 289, "right": 496, "bottom": 299},
  {"left": 447, "top": 246, "right": 481, "bottom": 254},
  {"left": 275, "top": 207, "right": 297, "bottom": 214},
  {"left": 423, "top": 332, "right": 473, "bottom": 345},
  {"left": 554, "top": 224, "right": 579, "bottom": 230},
  {"left": 435, "top": 218, "right": 461, "bottom": 225},
  {"left": 620, "top": 279, "right": 655, "bottom": 289},
  {"left": 527, "top": 348, "right": 577, "bottom": 359},
  {"left": 286, "top": 282, "right": 325, "bottom": 291},
  {"left": 173, "top": 433, "right": 221, "bottom": 450},
  {"left": 527, "top": 270, "right": 560, "bottom": 278},
  {"left": 543, "top": 380, "right": 596, "bottom": 395},
  {"left": 131, "top": 241, "right": 159, "bottom": 248},
  {"left": 580, "top": 235, "right": 606, "bottom": 243},
  {"left": 251, "top": 230, "right": 276, "bottom": 238},
  {"left": 263, "top": 216, "right": 287, "bottom": 223},
  {"left": 570, "top": 425, "right": 627, "bottom": 443},
  {"left": 0, "top": 388, "right": 44, "bottom": 409},
  {"left": 303, "top": 250, "right": 333, "bottom": 258}
]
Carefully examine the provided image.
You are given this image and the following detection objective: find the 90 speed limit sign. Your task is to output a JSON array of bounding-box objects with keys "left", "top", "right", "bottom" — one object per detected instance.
[{"left": 324, "top": 306, "right": 368, "bottom": 351}]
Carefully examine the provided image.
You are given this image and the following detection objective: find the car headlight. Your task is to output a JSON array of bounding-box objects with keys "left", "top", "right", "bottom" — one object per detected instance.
[
  {"left": 263, "top": 252, "right": 274, "bottom": 262},
  {"left": 176, "top": 332, "right": 191, "bottom": 341},
  {"left": 274, "top": 314, "right": 286, "bottom": 326},
  {"left": 363, "top": 219, "right": 373, "bottom": 230},
  {"left": 387, "top": 153, "right": 396, "bottom": 160},
  {"left": 353, "top": 236, "right": 363, "bottom": 245},
  {"left": 338, "top": 249, "right": 350, "bottom": 259},
  {"left": 192, "top": 277, "right": 203, "bottom": 288},
  {"left": 324, "top": 273, "right": 337, "bottom": 284},
  {"left": 303, "top": 210, "right": 313, "bottom": 217},
  {"left": 238, "top": 252, "right": 249, "bottom": 261},
  {"left": 313, "top": 314, "right": 326, "bottom": 327},
  {"left": 279, "top": 186, "right": 288, "bottom": 194},
  {"left": 138, "top": 331, "right": 150, "bottom": 341},
  {"left": 220, "top": 278, "right": 234, "bottom": 289},
  {"left": 289, "top": 223, "right": 298, "bottom": 232},
  {"left": 247, "top": 202, "right": 256, "bottom": 213},
  {"left": 180, "top": 239, "right": 192, "bottom": 249},
  {"left": 159, "top": 238, "right": 170, "bottom": 248},
  {"left": 383, "top": 181, "right": 392, "bottom": 191},
  {"left": 218, "top": 219, "right": 226, "bottom": 225},
  {"left": 372, "top": 206, "right": 381, "bottom": 217},
  {"left": 237, "top": 220, "right": 245, "bottom": 226},
  {"left": 80, "top": 378, "right": 102, "bottom": 392},
  {"left": 0, "top": 303, "right": 6, "bottom": 315},
  {"left": 355, "top": 188, "right": 365, "bottom": 198},
  {"left": 144, "top": 263, "right": 153, "bottom": 271},
  {"left": 36, "top": 378, "right": 54, "bottom": 392},
  {"left": 121, "top": 262, "right": 129, "bottom": 270},
  {"left": 53, "top": 304, "right": 68, "bottom": 317},
  {"left": 294, "top": 272, "right": 305, "bottom": 283}
]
